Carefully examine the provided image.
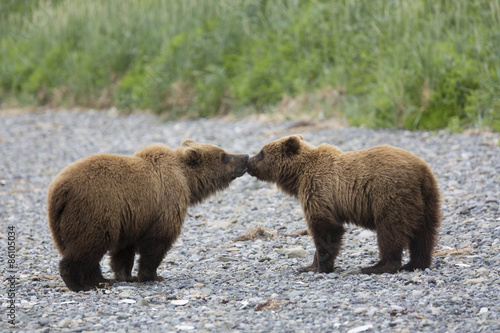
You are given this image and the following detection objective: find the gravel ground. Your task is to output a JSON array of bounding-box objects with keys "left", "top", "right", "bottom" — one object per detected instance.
[{"left": 1, "top": 109, "right": 499, "bottom": 333}]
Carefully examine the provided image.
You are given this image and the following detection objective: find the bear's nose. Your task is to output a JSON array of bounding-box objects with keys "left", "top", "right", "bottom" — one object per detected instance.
[{"left": 244, "top": 154, "right": 249, "bottom": 162}]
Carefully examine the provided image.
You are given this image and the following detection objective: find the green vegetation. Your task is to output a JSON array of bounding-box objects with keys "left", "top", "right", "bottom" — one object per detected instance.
[{"left": 1, "top": 0, "right": 499, "bottom": 130}]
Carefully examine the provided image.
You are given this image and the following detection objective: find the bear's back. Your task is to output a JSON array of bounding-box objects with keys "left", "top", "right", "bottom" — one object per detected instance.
[
  {"left": 52, "top": 144, "right": 186, "bottom": 194},
  {"left": 338, "top": 145, "right": 430, "bottom": 179},
  {"left": 47, "top": 145, "right": 190, "bottom": 250},
  {"left": 304, "top": 144, "right": 436, "bottom": 228}
]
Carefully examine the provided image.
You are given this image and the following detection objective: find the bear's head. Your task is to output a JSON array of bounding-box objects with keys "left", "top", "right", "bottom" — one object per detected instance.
[
  {"left": 247, "top": 135, "right": 308, "bottom": 196},
  {"left": 180, "top": 140, "right": 248, "bottom": 205}
]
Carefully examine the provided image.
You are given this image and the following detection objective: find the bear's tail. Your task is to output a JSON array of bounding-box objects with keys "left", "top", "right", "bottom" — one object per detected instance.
[{"left": 47, "top": 183, "right": 69, "bottom": 253}]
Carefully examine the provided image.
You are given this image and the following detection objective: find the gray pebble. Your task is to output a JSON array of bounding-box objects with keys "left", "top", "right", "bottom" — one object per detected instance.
[
  {"left": 288, "top": 290, "right": 304, "bottom": 300},
  {"left": 38, "top": 318, "right": 50, "bottom": 326},
  {"left": 137, "top": 298, "right": 149, "bottom": 307},
  {"left": 57, "top": 318, "right": 72, "bottom": 328}
]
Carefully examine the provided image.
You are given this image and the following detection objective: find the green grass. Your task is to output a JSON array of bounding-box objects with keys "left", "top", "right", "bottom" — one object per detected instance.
[{"left": 1, "top": 0, "right": 499, "bottom": 131}]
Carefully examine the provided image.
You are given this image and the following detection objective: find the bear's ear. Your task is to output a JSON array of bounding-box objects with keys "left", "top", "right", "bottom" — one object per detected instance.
[
  {"left": 182, "top": 139, "right": 196, "bottom": 147},
  {"left": 284, "top": 135, "right": 301, "bottom": 155},
  {"left": 297, "top": 134, "right": 304, "bottom": 140},
  {"left": 182, "top": 147, "right": 201, "bottom": 167}
]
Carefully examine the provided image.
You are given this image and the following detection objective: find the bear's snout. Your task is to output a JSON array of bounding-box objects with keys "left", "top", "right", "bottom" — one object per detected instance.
[
  {"left": 247, "top": 155, "right": 258, "bottom": 177},
  {"left": 229, "top": 154, "right": 249, "bottom": 178}
]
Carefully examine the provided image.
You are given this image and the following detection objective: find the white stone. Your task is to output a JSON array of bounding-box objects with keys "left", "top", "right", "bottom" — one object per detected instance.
[
  {"left": 57, "top": 318, "right": 72, "bottom": 328},
  {"left": 347, "top": 324, "right": 373, "bottom": 333},
  {"left": 207, "top": 219, "right": 237, "bottom": 228},
  {"left": 358, "top": 230, "right": 375, "bottom": 239},
  {"left": 283, "top": 246, "right": 310, "bottom": 258},
  {"left": 175, "top": 324, "right": 195, "bottom": 331}
]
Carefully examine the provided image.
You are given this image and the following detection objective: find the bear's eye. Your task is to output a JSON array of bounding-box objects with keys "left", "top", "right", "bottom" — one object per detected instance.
[
  {"left": 256, "top": 150, "right": 264, "bottom": 161},
  {"left": 221, "top": 153, "right": 229, "bottom": 164}
]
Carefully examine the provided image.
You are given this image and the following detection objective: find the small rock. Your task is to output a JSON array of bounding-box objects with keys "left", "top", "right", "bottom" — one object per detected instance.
[
  {"left": 341, "top": 268, "right": 361, "bottom": 275},
  {"left": 479, "top": 307, "right": 488, "bottom": 315},
  {"left": 390, "top": 305, "right": 405, "bottom": 312},
  {"left": 353, "top": 307, "right": 367, "bottom": 314},
  {"left": 459, "top": 206, "right": 476, "bottom": 214},
  {"left": 358, "top": 230, "right": 374, "bottom": 239},
  {"left": 429, "top": 307, "right": 441, "bottom": 315},
  {"left": 38, "top": 318, "right": 50, "bottom": 326},
  {"left": 58, "top": 318, "right": 72, "bottom": 328},
  {"left": 118, "top": 290, "right": 134, "bottom": 298},
  {"left": 175, "top": 324, "right": 195, "bottom": 331},
  {"left": 389, "top": 318, "right": 404, "bottom": 327},
  {"left": 207, "top": 219, "right": 237, "bottom": 228},
  {"left": 137, "top": 298, "right": 149, "bottom": 307},
  {"left": 346, "top": 320, "right": 364, "bottom": 328},
  {"left": 347, "top": 324, "right": 374, "bottom": 333},
  {"left": 221, "top": 321, "right": 236, "bottom": 329},
  {"left": 201, "top": 287, "right": 213, "bottom": 296},
  {"left": 465, "top": 277, "right": 485, "bottom": 284},
  {"left": 119, "top": 299, "right": 136, "bottom": 304},
  {"left": 283, "top": 246, "right": 310, "bottom": 258},
  {"left": 217, "top": 255, "right": 238, "bottom": 262},
  {"left": 287, "top": 290, "right": 304, "bottom": 300}
]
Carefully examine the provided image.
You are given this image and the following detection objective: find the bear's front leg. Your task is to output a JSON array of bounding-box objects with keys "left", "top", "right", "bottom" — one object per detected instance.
[
  {"left": 307, "top": 214, "right": 345, "bottom": 273},
  {"left": 137, "top": 250, "right": 166, "bottom": 282},
  {"left": 137, "top": 238, "right": 172, "bottom": 283}
]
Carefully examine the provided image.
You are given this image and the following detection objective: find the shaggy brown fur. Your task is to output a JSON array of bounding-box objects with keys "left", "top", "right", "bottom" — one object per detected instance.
[
  {"left": 247, "top": 135, "right": 441, "bottom": 274},
  {"left": 48, "top": 140, "right": 248, "bottom": 291}
]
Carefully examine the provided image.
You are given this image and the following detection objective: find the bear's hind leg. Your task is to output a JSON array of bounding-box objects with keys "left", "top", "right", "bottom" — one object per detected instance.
[
  {"left": 111, "top": 245, "right": 137, "bottom": 282},
  {"left": 361, "top": 254, "right": 401, "bottom": 274},
  {"left": 361, "top": 225, "right": 404, "bottom": 274},
  {"left": 401, "top": 224, "right": 435, "bottom": 271},
  {"left": 401, "top": 168, "right": 441, "bottom": 272},
  {"left": 59, "top": 256, "right": 110, "bottom": 291},
  {"left": 59, "top": 257, "right": 86, "bottom": 292},
  {"left": 59, "top": 239, "right": 111, "bottom": 291}
]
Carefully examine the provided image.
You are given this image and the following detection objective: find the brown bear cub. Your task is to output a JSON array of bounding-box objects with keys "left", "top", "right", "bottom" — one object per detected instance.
[
  {"left": 247, "top": 135, "right": 441, "bottom": 274},
  {"left": 48, "top": 140, "right": 248, "bottom": 291}
]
